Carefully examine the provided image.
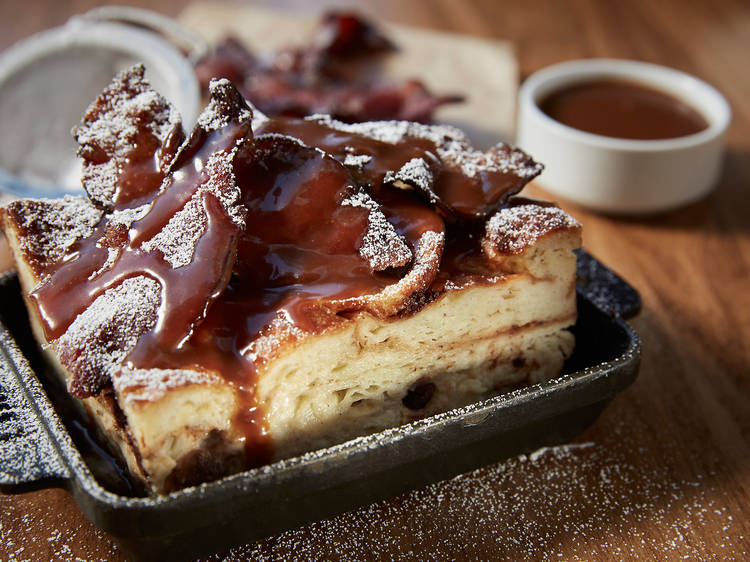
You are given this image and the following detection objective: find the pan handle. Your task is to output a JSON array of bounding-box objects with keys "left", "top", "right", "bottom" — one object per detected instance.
[
  {"left": 0, "top": 331, "right": 71, "bottom": 489},
  {"left": 575, "top": 249, "right": 641, "bottom": 319}
]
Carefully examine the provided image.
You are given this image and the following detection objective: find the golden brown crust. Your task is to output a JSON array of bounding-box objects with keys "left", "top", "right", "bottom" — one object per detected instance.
[
  {"left": 1, "top": 196, "right": 103, "bottom": 278},
  {"left": 482, "top": 203, "right": 581, "bottom": 258},
  {"left": 329, "top": 229, "right": 445, "bottom": 318}
]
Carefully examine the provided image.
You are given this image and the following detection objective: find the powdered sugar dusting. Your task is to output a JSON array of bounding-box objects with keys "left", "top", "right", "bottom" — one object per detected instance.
[
  {"left": 485, "top": 203, "right": 580, "bottom": 256},
  {"left": 343, "top": 152, "right": 373, "bottom": 169},
  {"left": 342, "top": 191, "right": 411, "bottom": 271},
  {"left": 206, "top": 416, "right": 745, "bottom": 561},
  {"left": 114, "top": 367, "right": 222, "bottom": 404},
  {"left": 527, "top": 441, "right": 595, "bottom": 461},
  {"left": 442, "top": 141, "right": 543, "bottom": 180},
  {"left": 56, "top": 276, "right": 161, "bottom": 397},
  {"left": 243, "top": 310, "right": 306, "bottom": 366},
  {"left": 2, "top": 195, "right": 103, "bottom": 274},
  {"left": 73, "top": 64, "right": 182, "bottom": 208},
  {"left": 199, "top": 79, "right": 253, "bottom": 132},
  {"left": 0, "top": 489, "right": 120, "bottom": 561},
  {"left": 306, "top": 114, "right": 463, "bottom": 146},
  {"left": 88, "top": 205, "right": 151, "bottom": 277},
  {"left": 140, "top": 196, "right": 207, "bottom": 269},
  {"left": 141, "top": 135, "right": 246, "bottom": 269},
  {"left": 385, "top": 156, "right": 439, "bottom": 204},
  {"left": 139, "top": 77, "right": 249, "bottom": 269},
  {"left": 332, "top": 229, "right": 444, "bottom": 318},
  {"left": 106, "top": 204, "right": 150, "bottom": 228},
  {"left": 306, "top": 114, "right": 542, "bottom": 180}
]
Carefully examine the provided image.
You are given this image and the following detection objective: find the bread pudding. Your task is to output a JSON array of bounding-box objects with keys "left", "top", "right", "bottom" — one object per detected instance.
[{"left": 0, "top": 65, "right": 580, "bottom": 493}]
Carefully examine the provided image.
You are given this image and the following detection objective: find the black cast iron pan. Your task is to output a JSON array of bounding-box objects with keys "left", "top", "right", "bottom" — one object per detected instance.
[{"left": 0, "top": 249, "right": 640, "bottom": 561}]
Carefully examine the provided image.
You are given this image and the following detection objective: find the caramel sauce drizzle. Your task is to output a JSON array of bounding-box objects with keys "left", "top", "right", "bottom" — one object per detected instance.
[
  {"left": 33, "top": 122, "right": 248, "bottom": 345},
  {"left": 256, "top": 116, "right": 535, "bottom": 219}
]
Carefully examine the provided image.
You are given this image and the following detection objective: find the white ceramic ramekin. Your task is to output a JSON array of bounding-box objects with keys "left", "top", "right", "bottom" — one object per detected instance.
[
  {"left": 517, "top": 59, "right": 731, "bottom": 214},
  {"left": 0, "top": 7, "right": 205, "bottom": 198}
]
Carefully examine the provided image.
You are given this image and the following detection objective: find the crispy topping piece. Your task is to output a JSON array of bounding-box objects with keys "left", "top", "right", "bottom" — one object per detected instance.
[
  {"left": 341, "top": 191, "right": 411, "bottom": 271},
  {"left": 139, "top": 146, "right": 246, "bottom": 269},
  {"left": 1, "top": 196, "right": 103, "bottom": 277},
  {"left": 73, "top": 64, "right": 184, "bottom": 209},
  {"left": 58, "top": 276, "right": 161, "bottom": 397},
  {"left": 383, "top": 154, "right": 455, "bottom": 217},
  {"left": 310, "top": 115, "right": 544, "bottom": 216},
  {"left": 199, "top": 79, "right": 254, "bottom": 132},
  {"left": 385, "top": 156, "right": 437, "bottom": 201},
  {"left": 483, "top": 203, "right": 581, "bottom": 258},
  {"left": 263, "top": 114, "right": 543, "bottom": 219},
  {"left": 100, "top": 79, "right": 252, "bottom": 353},
  {"left": 328, "top": 229, "right": 444, "bottom": 318}
]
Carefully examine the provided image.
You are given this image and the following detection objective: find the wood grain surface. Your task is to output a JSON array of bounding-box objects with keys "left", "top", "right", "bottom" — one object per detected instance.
[{"left": 1, "top": 1, "right": 749, "bottom": 560}]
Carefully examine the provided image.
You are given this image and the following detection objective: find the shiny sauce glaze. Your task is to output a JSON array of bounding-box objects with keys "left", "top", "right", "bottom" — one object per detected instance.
[
  {"left": 32, "top": 94, "right": 540, "bottom": 471},
  {"left": 256, "top": 116, "right": 537, "bottom": 219},
  {"left": 539, "top": 79, "right": 708, "bottom": 140}
]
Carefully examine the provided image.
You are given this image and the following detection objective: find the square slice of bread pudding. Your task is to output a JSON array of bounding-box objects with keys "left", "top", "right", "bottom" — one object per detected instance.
[{"left": 1, "top": 65, "right": 580, "bottom": 494}]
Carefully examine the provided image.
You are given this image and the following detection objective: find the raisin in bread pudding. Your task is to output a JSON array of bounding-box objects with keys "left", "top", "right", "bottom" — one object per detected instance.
[{"left": 0, "top": 65, "right": 581, "bottom": 494}]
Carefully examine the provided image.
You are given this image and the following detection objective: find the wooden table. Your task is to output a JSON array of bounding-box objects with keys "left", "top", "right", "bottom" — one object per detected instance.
[{"left": 1, "top": 1, "right": 749, "bottom": 559}]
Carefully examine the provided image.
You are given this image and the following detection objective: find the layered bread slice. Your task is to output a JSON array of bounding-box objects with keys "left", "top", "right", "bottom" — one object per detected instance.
[{"left": 1, "top": 66, "right": 580, "bottom": 494}]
